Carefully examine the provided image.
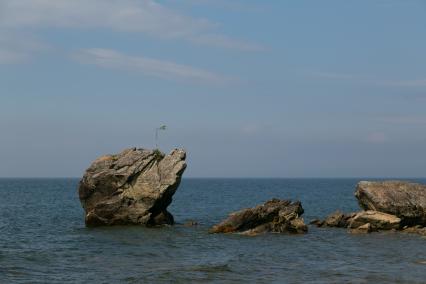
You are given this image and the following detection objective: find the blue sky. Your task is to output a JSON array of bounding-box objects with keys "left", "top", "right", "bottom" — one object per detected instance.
[{"left": 1, "top": 0, "right": 425, "bottom": 177}]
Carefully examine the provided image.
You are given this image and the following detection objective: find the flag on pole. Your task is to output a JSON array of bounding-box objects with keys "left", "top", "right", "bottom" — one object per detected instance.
[{"left": 155, "top": 125, "right": 167, "bottom": 148}]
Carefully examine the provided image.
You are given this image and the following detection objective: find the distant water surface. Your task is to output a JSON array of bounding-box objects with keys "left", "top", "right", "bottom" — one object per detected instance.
[{"left": 1, "top": 178, "right": 425, "bottom": 283}]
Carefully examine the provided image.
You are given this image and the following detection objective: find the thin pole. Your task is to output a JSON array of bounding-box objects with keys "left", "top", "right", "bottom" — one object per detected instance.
[{"left": 155, "top": 128, "right": 158, "bottom": 149}]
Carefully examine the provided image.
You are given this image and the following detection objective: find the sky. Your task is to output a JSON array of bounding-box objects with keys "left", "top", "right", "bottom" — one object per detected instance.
[{"left": 1, "top": 0, "right": 426, "bottom": 178}]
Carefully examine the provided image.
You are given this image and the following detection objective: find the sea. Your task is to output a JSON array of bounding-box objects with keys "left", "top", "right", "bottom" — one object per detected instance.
[{"left": 0, "top": 178, "right": 425, "bottom": 283}]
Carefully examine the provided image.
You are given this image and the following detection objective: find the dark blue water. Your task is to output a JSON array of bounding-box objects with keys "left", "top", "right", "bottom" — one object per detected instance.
[{"left": 1, "top": 178, "right": 425, "bottom": 283}]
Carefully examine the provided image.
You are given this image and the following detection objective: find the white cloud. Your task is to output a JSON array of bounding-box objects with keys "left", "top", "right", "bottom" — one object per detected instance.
[
  {"left": 0, "top": 0, "right": 261, "bottom": 51},
  {"left": 0, "top": 0, "right": 210, "bottom": 37},
  {"left": 73, "top": 48, "right": 231, "bottom": 84}
]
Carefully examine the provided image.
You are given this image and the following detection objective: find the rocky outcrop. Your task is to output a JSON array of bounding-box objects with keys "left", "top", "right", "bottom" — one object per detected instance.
[
  {"left": 355, "top": 181, "right": 426, "bottom": 226},
  {"left": 209, "top": 199, "right": 308, "bottom": 236},
  {"left": 78, "top": 148, "right": 186, "bottom": 227}
]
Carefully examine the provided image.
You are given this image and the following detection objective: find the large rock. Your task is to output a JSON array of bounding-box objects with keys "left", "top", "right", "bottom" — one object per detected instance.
[
  {"left": 209, "top": 199, "right": 308, "bottom": 235},
  {"left": 78, "top": 148, "right": 186, "bottom": 227},
  {"left": 355, "top": 181, "right": 426, "bottom": 226}
]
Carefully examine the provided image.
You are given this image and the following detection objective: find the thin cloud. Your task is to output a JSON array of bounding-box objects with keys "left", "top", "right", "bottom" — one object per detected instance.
[
  {"left": 173, "top": 0, "right": 267, "bottom": 12},
  {"left": 383, "top": 79, "right": 426, "bottom": 87},
  {"left": 377, "top": 116, "right": 426, "bottom": 125},
  {"left": 73, "top": 48, "right": 232, "bottom": 84},
  {"left": 364, "top": 132, "right": 388, "bottom": 144},
  {"left": 0, "top": 0, "right": 262, "bottom": 51},
  {"left": 312, "top": 72, "right": 356, "bottom": 80},
  {"left": 313, "top": 71, "right": 426, "bottom": 88},
  {"left": 0, "top": 49, "right": 28, "bottom": 64},
  {"left": 0, "top": 31, "right": 49, "bottom": 64},
  {"left": 190, "top": 34, "right": 265, "bottom": 51}
]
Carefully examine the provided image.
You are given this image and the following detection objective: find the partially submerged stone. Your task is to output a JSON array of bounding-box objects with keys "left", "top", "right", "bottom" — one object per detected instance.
[
  {"left": 209, "top": 199, "right": 308, "bottom": 236},
  {"left": 317, "top": 210, "right": 401, "bottom": 233},
  {"left": 315, "top": 211, "right": 355, "bottom": 228},
  {"left": 349, "top": 223, "right": 374, "bottom": 234},
  {"left": 78, "top": 148, "right": 186, "bottom": 227},
  {"left": 348, "top": 210, "right": 401, "bottom": 230},
  {"left": 355, "top": 181, "right": 426, "bottom": 226},
  {"left": 402, "top": 225, "right": 426, "bottom": 236}
]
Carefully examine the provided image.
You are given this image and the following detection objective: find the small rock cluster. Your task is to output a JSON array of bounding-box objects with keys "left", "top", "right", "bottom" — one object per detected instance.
[
  {"left": 313, "top": 181, "right": 426, "bottom": 235},
  {"left": 77, "top": 148, "right": 426, "bottom": 239}
]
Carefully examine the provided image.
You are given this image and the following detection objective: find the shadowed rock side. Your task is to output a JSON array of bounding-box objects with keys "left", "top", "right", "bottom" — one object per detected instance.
[
  {"left": 209, "top": 199, "right": 308, "bottom": 236},
  {"left": 78, "top": 148, "right": 186, "bottom": 227},
  {"left": 355, "top": 181, "right": 426, "bottom": 226}
]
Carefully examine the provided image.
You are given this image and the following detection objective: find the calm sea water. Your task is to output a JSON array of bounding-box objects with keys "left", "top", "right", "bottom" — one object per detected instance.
[{"left": 0, "top": 178, "right": 425, "bottom": 283}]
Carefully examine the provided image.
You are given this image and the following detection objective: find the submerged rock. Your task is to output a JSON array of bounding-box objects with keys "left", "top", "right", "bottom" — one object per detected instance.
[
  {"left": 183, "top": 220, "right": 199, "bottom": 227},
  {"left": 78, "top": 148, "right": 186, "bottom": 227},
  {"left": 355, "top": 181, "right": 426, "bottom": 226},
  {"left": 209, "top": 199, "right": 308, "bottom": 235}
]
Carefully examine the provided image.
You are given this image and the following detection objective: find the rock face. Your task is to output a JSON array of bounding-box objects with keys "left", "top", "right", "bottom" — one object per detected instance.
[
  {"left": 209, "top": 199, "right": 308, "bottom": 235},
  {"left": 78, "top": 148, "right": 186, "bottom": 227},
  {"left": 355, "top": 181, "right": 426, "bottom": 226}
]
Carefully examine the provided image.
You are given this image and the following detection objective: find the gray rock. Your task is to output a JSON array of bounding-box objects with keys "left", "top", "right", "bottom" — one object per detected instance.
[
  {"left": 78, "top": 148, "right": 186, "bottom": 227},
  {"left": 209, "top": 199, "right": 308, "bottom": 236},
  {"left": 355, "top": 181, "right": 426, "bottom": 226}
]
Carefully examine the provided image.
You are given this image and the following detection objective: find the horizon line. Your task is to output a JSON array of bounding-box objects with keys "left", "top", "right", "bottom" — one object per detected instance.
[{"left": 0, "top": 176, "right": 425, "bottom": 180}]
